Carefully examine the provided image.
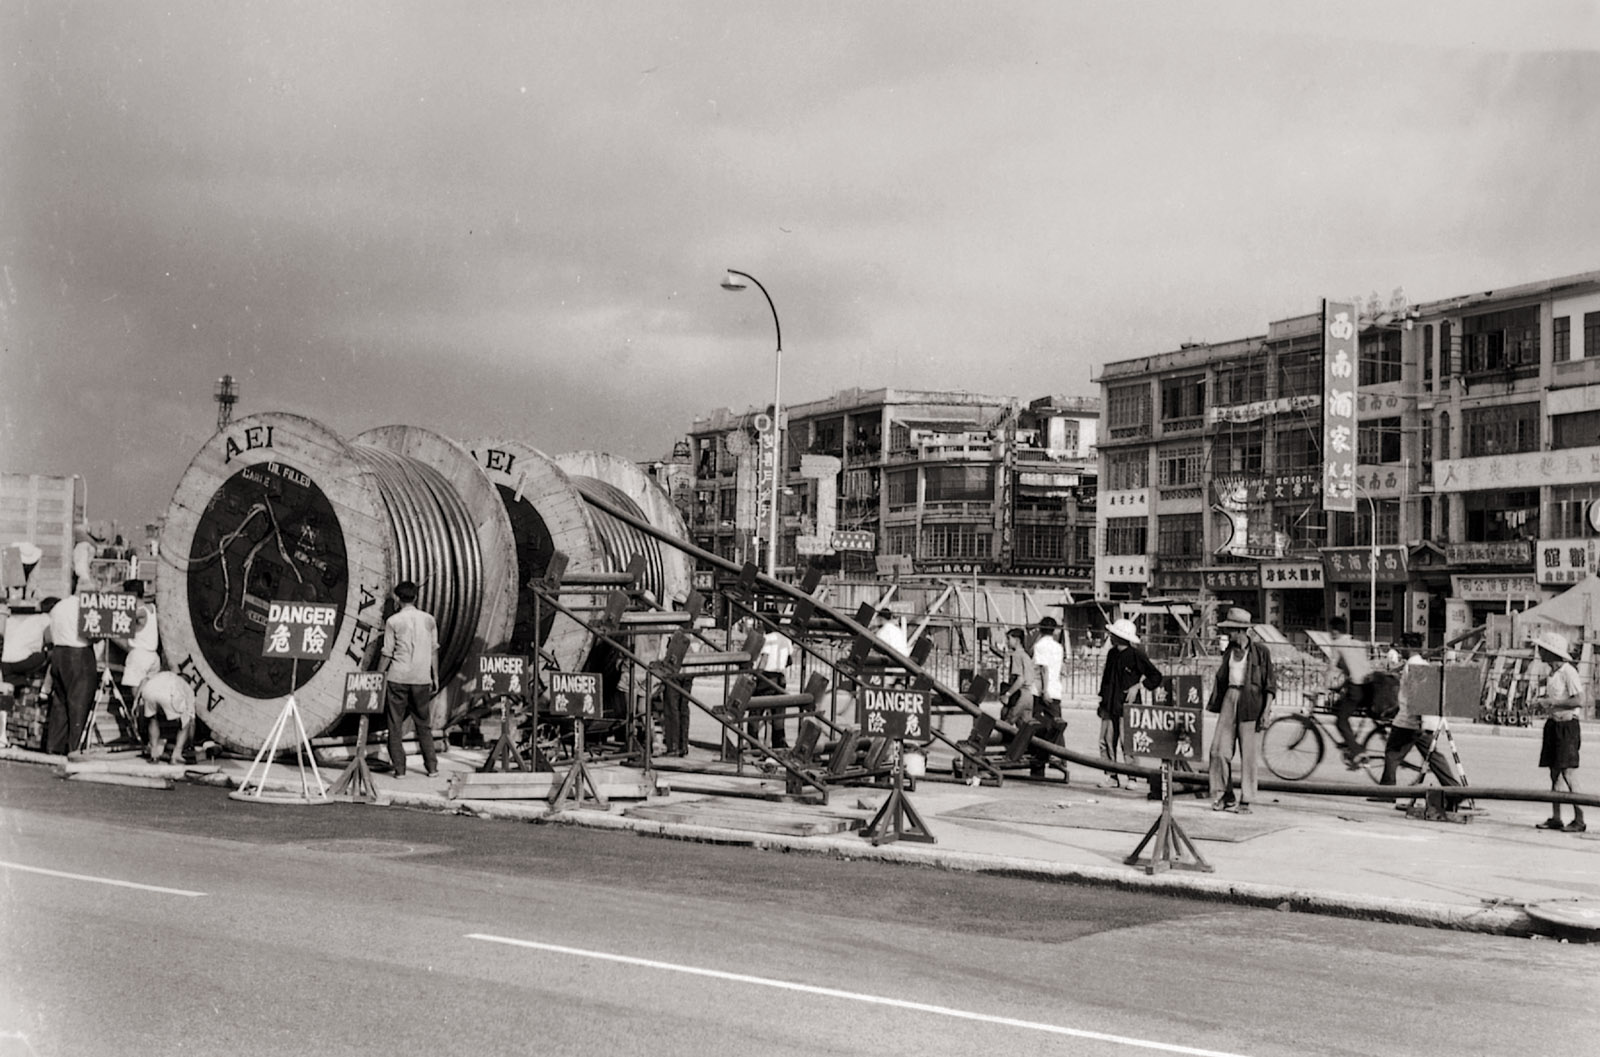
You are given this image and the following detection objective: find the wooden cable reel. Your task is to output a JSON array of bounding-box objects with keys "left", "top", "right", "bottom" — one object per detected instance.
[
  {"left": 467, "top": 439, "right": 681, "bottom": 673},
  {"left": 159, "top": 414, "right": 515, "bottom": 753}
]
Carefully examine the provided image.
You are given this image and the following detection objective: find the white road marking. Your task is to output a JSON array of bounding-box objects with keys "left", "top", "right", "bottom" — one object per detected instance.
[
  {"left": 0, "top": 860, "right": 205, "bottom": 897},
  {"left": 466, "top": 933, "right": 1256, "bottom": 1056}
]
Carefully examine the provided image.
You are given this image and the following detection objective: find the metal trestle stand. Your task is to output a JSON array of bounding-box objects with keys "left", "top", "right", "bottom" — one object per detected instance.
[{"left": 1123, "top": 761, "right": 1211, "bottom": 874}]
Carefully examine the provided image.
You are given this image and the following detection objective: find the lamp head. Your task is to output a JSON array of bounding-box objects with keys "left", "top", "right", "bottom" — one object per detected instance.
[{"left": 720, "top": 271, "right": 749, "bottom": 292}]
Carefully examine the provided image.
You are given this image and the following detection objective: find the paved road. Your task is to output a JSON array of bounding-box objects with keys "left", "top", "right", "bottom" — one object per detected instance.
[{"left": 3, "top": 763, "right": 1597, "bottom": 1057}]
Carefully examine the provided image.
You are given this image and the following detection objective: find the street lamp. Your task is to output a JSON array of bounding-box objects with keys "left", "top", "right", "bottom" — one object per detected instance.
[
  {"left": 1354, "top": 481, "right": 1379, "bottom": 646},
  {"left": 720, "top": 269, "right": 783, "bottom": 578}
]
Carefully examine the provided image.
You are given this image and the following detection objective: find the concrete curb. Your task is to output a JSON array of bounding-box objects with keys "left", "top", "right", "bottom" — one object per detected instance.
[{"left": 0, "top": 750, "right": 1539, "bottom": 937}]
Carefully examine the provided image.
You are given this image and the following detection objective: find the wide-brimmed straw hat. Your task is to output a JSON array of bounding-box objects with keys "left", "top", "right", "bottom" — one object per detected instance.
[
  {"left": 1104, "top": 618, "right": 1140, "bottom": 645},
  {"left": 1533, "top": 629, "right": 1571, "bottom": 660},
  {"left": 1218, "top": 606, "right": 1254, "bottom": 630}
]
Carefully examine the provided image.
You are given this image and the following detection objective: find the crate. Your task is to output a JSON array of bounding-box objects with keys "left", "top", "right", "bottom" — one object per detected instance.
[{"left": 4, "top": 687, "right": 47, "bottom": 750}]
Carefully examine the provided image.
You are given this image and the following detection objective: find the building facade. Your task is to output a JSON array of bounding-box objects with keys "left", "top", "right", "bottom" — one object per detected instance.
[
  {"left": 1095, "top": 268, "right": 1600, "bottom": 648},
  {"left": 685, "top": 388, "right": 1099, "bottom": 588}
]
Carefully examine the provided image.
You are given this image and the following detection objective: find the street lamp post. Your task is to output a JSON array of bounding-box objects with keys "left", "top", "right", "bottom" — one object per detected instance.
[
  {"left": 720, "top": 269, "right": 783, "bottom": 578},
  {"left": 1354, "top": 483, "right": 1378, "bottom": 645}
]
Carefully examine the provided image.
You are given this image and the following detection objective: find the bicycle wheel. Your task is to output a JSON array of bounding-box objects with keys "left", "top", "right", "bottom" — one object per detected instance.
[
  {"left": 1262, "top": 714, "right": 1324, "bottom": 780},
  {"left": 1359, "top": 724, "right": 1425, "bottom": 785}
]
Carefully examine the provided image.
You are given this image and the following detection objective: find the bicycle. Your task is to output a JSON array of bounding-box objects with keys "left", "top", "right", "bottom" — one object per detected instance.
[{"left": 1260, "top": 691, "right": 1426, "bottom": 784}]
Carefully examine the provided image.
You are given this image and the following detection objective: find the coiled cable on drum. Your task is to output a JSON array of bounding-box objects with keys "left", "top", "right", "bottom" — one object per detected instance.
[{"left": 350, "top": 444, "right": 484, "bottom": 683}]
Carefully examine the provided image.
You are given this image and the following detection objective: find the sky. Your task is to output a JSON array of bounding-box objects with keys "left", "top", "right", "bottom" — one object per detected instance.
[{"left": 4, "top": 0, "right": 1599, "bottom": 532}]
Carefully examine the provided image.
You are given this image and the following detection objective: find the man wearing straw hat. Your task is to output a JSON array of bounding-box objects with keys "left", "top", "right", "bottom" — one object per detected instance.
[
  {"left": 1531, "top": 629, "right": 1585, "bottom": 833},
  {"left": 1097, "top": 617, "right": 1162, "bottom": 791},
  {"left": 1206, "top": 607, "right": 1274, "bottom": 813}
]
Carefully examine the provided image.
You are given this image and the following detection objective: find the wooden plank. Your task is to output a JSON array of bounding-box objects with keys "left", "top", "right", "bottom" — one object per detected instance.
[
  {"left": 624, "top": 803, "right": 856, "bottom": 836},
  {"left": 65, "top": 772, "right": 173, "bottom": 790}
]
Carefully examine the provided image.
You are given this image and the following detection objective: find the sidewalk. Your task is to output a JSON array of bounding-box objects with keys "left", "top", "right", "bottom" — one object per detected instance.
[{"left": 8, "top": 730, "right": 1599, "bottom": 939}]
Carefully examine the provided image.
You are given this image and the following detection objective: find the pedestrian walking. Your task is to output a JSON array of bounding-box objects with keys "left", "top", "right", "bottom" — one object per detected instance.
[
  {"left": 377, "top": 581, "right": 440, "bottom": 778},
  {"left": 1206, "top": 607, "right": 1274, "bottom": 813},
  {"left": 1531, "top": 630, "right": 1585, "bottom": 834},
  {"left": 753, "top": 625, "right": 793, "bottom": 749},
  {"left": 996, "top": 627, "right": 1036, "bottom": 726},
  {"left": 1098, "top": 617, "right": 1162, "bottom": 791},
  {"left": 1028, "top": 616, "right": 1067, "bottom": 779}
]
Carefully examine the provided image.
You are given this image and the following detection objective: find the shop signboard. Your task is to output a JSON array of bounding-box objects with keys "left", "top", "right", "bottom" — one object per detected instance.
[
  {"left": 1321, "top": 300, "right": 1358, "bottom": 513},
  {"left": 1208, "top": 394, "right": 1320, "bottom": 425},
  {"left": 1449, "top": 574, "right": 1544, "bottom": 603},
  {"left": 1202, "top": 567, "right": 1258, "bottom": 591},
  {"left": 1436, "top": 446, "right": 1600, "bottom": 493},
  {"left": 1445, "top": 540, "right": 1533, "bottom": 566},
  {"left": 1321, "top": 546, "right": 1408, "bottom": 583},
  {"left": 1098, "top": 555, "right": 1149, "bottom": 583},
  {"left": 1536, "top": 538, "right": 1593, "bottom": 585},
  {"left": 831, "top": 530, "right": 876, "bottom": 551},
  {"left": 1122, "top": 674, "right": 1204, "bottom": 762},
  {"left": 1406, "top": 588, "right": 1430, "bottom": 634},
  {"left": 1261, "top": 562, "right": 1324, "bottom": 588},
  {"left": 1100, "top": 488, "right": 1149, "bottom": 517}
]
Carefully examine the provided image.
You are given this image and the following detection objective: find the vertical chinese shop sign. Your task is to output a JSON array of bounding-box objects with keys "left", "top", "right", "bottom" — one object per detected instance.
[{"left": 1322, "top": 301, "right": 1357, "bottom": 513}]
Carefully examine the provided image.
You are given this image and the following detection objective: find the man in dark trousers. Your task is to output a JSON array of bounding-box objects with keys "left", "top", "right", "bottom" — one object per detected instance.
[
  {"left": 46, "top": 593, "right": 99, "bottom": 755},
  {"left": 1098, "top": 617, "right": 1163, "bottom": 794},
  {"left": 378, "top": 581, "right": 440, "bottom": 779},
  {"left": 1206, "top": 607, "right": 1275, "bottom": 814}
]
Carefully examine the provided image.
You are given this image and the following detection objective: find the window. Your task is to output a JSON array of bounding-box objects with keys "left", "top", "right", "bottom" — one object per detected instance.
[
  {"left": 1423, "top": 324, "right": 1435, "bottom": 387},
  {"left": 1338, "top": 502, "right": 1400, "bottom": 547},
  {"left": 1464, "top": 490, "right": 1538, "bottom": 542},
  {"left": 1441, "top": 321, "right": 1455, "bottom": 376},
  {"left": 812, "top": 417, "right": 844, "bottom": 454},
  {"left": 1157, "top": 443, "right": 1203, "bottom": 487},
  {"left": 924, "top": 464, "right": 994, "bottom": 503},
  {"left": 1359, "top": 328, "right": 1403, "bottom": 385},
  {"left": 1551, "top": 409, "right": 1600, "bottom": 451},
  {"left": 1550, "top": 484, "right": 1600, "bottom": 538},
  {"left": 1273, "top": 424, "right": 1320, "bottom": 470},
  {"left": 1461, "top": 306, "right": 1539, "bottom": 373},
  {"left": 919, "top": 523, "right": 992, "bottom": 560},
  {"left": 718, "top": 488, "right": 736, "bottom": 521},
  {"left": 883, "top": 526, "right": 916, "bottom": 557},
  {"left": 1420, "top": 412, "right": 1433, "bottom": 483},
  {"left": 1463, "top": 402, "right": 1539, "bottom": 457},
  {"left": 1107, "top": 383, "right": 1152, "bottom": 437},
  {"left": 1159, "top": 375, "right": 1206, "bottom": 422},
  {"left": 1215, "top": 363, "right": 1266, "bottom": 406},
  {"left": 885, "top": 468, "right": 917, "bottom": 507},
  {"left": 1279, "top": 503, "right": 1327, "bottom": 552},
  {"left": 1014, "top": 522, "right": 1065, "bottom": 561},
  {"left": 1073, "top": 525, "right": 1094, "bottom": 564},
  {"left": 888, "top": 422, "right": 911, "bottom": 453},
  {"left": 1104, "top": 449, "right": 1149, "bottom": 491},
  {"left": 1212, "top": 427, "right": 1263, "bottom": 473},
  {"left": 1554, "top": 316, "right": 1572, "bottom": 363},
  {"left": 1277, "top": 349, "right": 1322, "bottom": 398},
  {"left": 1156, "top": 513, "right": 1203, "bottom": 561},
  {"left": 1586, "top": 312, "right": 1600, "bottom": 360},
  {"left": 1358, "top": 417, "right": 1403, "bottom": 465},
  {"left": 1439, "top": 410, "right": 1451, "bottom": 460},
  {"left": 1104, "top": 516, "right": 1148, "bottom": 556}
]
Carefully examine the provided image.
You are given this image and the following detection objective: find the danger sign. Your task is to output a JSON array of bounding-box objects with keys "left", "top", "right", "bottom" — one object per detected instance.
[
  {"left": 1121, "top": 674, "right": 1204, "bottom": 761},
  {"left": 549, "top": 671, "right": 600, "bottom": 718},
  {"left": 861, "top": 685, "right": 931, "bottom": 742},
  {"left": 262, "top": 600, "right": 340, "bottom": 660},
  {"left": 76, "top": 591, "right": 138, "bottom": 640},
  {"left": 478, "top": 653, "right": 530, "bottom": 697},
  {"left": 343, "top": 672, "right": 386, "bottom": 715}
]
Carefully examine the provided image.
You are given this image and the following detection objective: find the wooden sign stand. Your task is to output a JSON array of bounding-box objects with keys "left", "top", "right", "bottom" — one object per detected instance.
[
  {"left": 230, "top": 690, "right": 332, "bottom": 805},
  {"left": 479, "top": 693, "right": 535, "bottom": 773},
  {"left": 327, "top": 715, "right": 379, "bottom": 802},
  {"left": 1123, "top": 761, "right": 1211, "bottom": 875},
  {"left": 862, "top": 740, "right": 935, "bottom": 846},
  {"left": 548, "top": 714, "right": 606, "bottom": 811}
]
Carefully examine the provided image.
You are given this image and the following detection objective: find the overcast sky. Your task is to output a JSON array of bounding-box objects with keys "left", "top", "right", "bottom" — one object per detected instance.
[{"left": 3, "top": 1, "right": 1598, "bottom": 531}]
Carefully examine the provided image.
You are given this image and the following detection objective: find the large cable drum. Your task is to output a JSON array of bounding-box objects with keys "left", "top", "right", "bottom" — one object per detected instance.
[
  {"left": 160, "top": 414, "right": 516, "bottom": 753},
  {"left": 551, "top": 451, "right": 693, "bottom": 608},
  {"left": 158, "top": 413, "right": 394, "bottom": 752},
  {"left": 466, "top": 439, "right": 603, "bottom": 673}
]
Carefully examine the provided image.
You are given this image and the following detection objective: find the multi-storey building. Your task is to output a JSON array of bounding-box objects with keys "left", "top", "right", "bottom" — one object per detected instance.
[
  {"left": 685, "top": 388, "right": 1098, "bottom": 587},
  {"left": 1095, "top": 267, "right": 1600, "bottom": 649}
]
